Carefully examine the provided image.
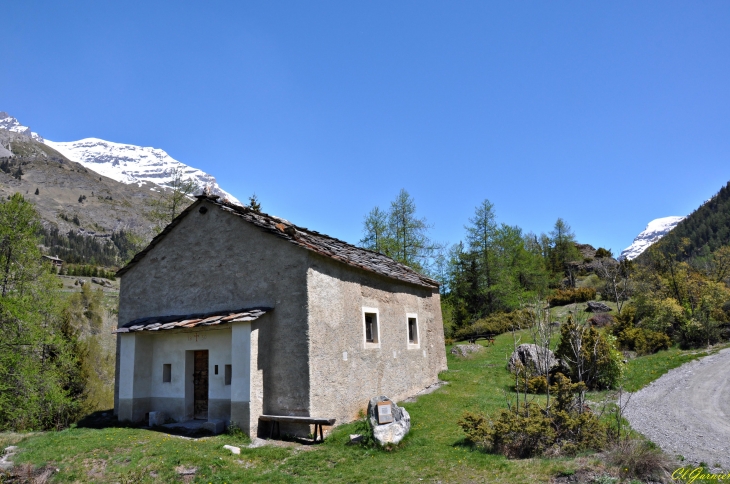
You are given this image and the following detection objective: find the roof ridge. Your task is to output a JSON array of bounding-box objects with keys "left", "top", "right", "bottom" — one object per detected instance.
[{"left": 117, "top": 195, "right": 439, "bottom": 289}]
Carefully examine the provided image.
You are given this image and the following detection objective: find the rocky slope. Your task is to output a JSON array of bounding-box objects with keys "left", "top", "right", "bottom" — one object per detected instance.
[
  {"left": 619, "top": 216, "right": 685, "bottom": 260},
  {"left": 1, "top": 128, "right": 160, "bottom": 240}
]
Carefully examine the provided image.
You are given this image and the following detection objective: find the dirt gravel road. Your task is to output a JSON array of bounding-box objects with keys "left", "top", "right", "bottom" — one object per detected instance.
[{"left": 624, "top": 347, "right": 730, "bottom": 470}]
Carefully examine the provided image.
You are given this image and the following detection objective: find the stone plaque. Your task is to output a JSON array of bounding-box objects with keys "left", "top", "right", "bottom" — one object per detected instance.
[{"left": 377, "top": 400, "right": 393, "bottom": 424}]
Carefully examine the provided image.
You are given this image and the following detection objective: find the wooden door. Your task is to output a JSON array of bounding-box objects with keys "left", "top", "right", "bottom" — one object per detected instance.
[{"left": 193, "top": 350, "right": 209, "bottom": 420}]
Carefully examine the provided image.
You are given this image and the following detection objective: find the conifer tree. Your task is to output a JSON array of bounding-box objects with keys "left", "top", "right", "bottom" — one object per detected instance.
[
  {"left": 248, "top": 194, "right": 261, "bottom": 213},
  {"left": 360, "top": 206, "right": 392, "bottom": 255},
  {"left": 360, "top": 189, "right": 439, "bottom": 272}
]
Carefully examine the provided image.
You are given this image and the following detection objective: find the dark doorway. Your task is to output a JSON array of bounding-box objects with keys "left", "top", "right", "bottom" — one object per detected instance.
[{"left": 193, "top": 350, "right": 209, "bottom": 420}]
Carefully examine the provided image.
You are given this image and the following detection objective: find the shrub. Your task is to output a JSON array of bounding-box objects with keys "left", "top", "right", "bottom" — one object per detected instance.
[
  {"left": 595, "top": 248, "right": 613, "bottom": 259},
  {"left": 453, "top": 310, "right": 528, "bottom": 341},
  {"left": 515, "top": 374, "right": 548, "bottom": 394},
  {"left": 459, "top": 404, "right": 555, "bottom": 458},
  {"left": 549, "top": 287, "right": 597, "bottom": 306},
  {"left": 676, "top": 318, "right": 722, "bottom": 349},
  {"left": 605, "top": 439, "right": 674, "bottom": 482},
  {"left": 459, "top": 373, "right": 607, "bottom": 458},
  {"left": 555, "top": 317, "right": 623, "bottom": 390},
  {"left": 615, "top": 327, "right": 671, "bottom": 355},
  {"left": 548, "top": 374, "right": 607, "bottom": 455}
]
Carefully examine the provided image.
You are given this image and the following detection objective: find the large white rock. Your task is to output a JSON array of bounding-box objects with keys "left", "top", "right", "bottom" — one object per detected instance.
[
  {"left": 368, "top": 396, "right": 411, "bottom": 446},
  {"left": 507, "top": 343, "right": 560, "bottom": 374}
]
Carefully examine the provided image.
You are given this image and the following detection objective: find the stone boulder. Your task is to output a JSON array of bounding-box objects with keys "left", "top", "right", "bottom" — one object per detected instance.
[
  {"left": 92, "top": 277, "right": 113, "bottom": 287},
  {"left": 588, "top": 313, "right": 615, "bottom": 327},
  {"left": 586, "top": 301, "right": 612, "bottom": 313},
  {"left": 508, "top": 344, "right": 560, "bottom": 374},
  {"left": 450, "top": 344, "right": 483, "bottom": 357},
  {"left": 367, "top": 396, "right": 410, "bottom": 446}
]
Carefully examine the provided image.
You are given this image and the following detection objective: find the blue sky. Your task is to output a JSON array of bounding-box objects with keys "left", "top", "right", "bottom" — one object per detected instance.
[{"left": 3, "top": 1, "right": 729, "bottom": 254}]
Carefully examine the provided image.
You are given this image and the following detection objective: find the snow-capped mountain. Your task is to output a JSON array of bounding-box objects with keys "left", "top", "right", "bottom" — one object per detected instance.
[
  {"left": 0, "top": 111, "right": 44, "bottom": 141},
  {"left": 619, "top": 216, "right": 685, "bottom": 260},
  {"left": 44, "top": 138, "right": 241, "bottom": 205},
  {"left": 0, "top": 111, "right": 240, "bottom": 205}
]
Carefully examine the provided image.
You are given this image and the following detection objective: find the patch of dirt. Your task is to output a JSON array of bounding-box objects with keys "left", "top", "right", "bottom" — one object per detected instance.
[
  {"left": 551, "top": 467, "right": 616, "bottom": 483},
  {"left": 175, "top": 465, "right": 197, "bottom": 483},
  {"left": 2, "top": 463, "right": 56, "bottom": 484},
  {"left": 83, "top": 458, "right": 107, "bottom": 480}
]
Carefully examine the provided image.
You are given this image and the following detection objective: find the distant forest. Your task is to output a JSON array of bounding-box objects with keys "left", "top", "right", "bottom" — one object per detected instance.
[
  {"left": 40, "top": 227, "right": 144, "bottom": 268},
  {"left": 644, "top": 181, "right": 730, "bottom": 261}
]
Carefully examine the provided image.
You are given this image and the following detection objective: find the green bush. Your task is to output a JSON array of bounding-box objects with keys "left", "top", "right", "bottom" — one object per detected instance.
[
  {"left": 594, "top": 248, "right": 613, "bottom": 259},
  {"left": 548, "top": 287, "right": 597, "bottom": 306},
  {"left": 459, "top": 404, "right": 554, "bottom": 458},
  {"left": 611, "top": 304, "right": 671, "bottom": 355},
  {"left": 676, "top": 318, "right": 722, "bottom": 349},
  {"left": 459, "top": 374, "right": 606, "bottom": 458},
  {"left": 453, "top": 310, "right": 528, "bottom": 341},
  {"left": 555, "top": 317, "right": 623, "bottom": 390},
  {"left": 523, "top": 375, "right": 548, "bottom": 394},
  {"left": 616, "top": 327, "right": 671, "bottom": 355}
]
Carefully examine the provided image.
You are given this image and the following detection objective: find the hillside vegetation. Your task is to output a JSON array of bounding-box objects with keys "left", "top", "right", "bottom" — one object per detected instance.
[
  {"left": 0, "top": 130, "right": 158, "bottom": 267},
  {"left": 643, "top": 180, "right": 730, "bottom": 261}
]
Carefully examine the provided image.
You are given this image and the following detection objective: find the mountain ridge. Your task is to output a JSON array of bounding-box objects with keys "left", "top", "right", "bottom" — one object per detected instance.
[{"left": 1, "top": 111, "right": 240, "bottom": 205}]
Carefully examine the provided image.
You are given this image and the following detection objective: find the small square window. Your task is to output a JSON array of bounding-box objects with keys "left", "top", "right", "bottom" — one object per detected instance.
[
  {"left": 162, "top": 364, "right": 171, "bottom": 383},
  {"left": 364, "top": 312, "right": 379, "bottom": 343},
  {"left": 225, "top": 364, "right": 232, "bottom": 385},
  {"left": 214, "top": 364, "right": 219, "bottom": 375},
  {"left": 408, "top": 317, "right": 418, "bottom": 344}
]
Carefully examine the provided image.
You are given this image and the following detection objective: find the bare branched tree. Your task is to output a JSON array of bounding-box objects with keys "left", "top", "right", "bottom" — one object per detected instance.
[
  {"left": 525, "top": 297, "right": 556, "bottom": 413},
  {"left": 149, "top": 166, "right": 199, "bottom": 233},
  {"left": 596, "top": 258, "right": 633, "bottom": 315}
]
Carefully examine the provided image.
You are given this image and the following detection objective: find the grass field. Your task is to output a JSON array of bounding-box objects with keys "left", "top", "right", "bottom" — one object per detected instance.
[{"left": 2, "top": 330, "right": 724, "bottom": 483}]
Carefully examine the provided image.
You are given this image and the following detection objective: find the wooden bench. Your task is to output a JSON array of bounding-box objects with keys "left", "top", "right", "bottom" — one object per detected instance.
[
  {"left": 468, "top": 333, "right": 497, "bottom": 345},
  {"left": 259, "top": 415, "right": 336, "bottom": 442}
]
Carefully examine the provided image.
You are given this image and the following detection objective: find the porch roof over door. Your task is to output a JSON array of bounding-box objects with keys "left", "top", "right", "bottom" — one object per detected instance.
[{"left": 113, "top": 307, "right": 272, "bottom": 333}]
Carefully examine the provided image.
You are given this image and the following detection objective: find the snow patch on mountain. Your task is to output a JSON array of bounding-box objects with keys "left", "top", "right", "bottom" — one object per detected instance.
[
  {"left": 619, "top": 216, "right": 685, "bottom": 260},
  {"left": 0, "top": 111, "right": 44, "bottom": 141},
  {"left": 43, "top": 138, "right": 241, "bottom": 205}
]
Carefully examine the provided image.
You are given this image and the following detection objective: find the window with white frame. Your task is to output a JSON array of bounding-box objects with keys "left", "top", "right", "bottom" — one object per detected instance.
[
  {"left": 362, "top": 308, "right": 380, "bottom": 348},
  {"left": 406, "top": 313, "right": 419, "bottom": 348}
]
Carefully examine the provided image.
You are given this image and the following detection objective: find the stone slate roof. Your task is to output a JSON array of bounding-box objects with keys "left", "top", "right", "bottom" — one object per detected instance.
[
  {"left": 117, "top": 195, "right": 439, "bottom": 289},
  {"left": 113, "top": 307, "right": 271, "bottom": 333}
]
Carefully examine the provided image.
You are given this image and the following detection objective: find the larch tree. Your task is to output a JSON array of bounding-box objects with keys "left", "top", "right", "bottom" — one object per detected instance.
[
  {"left": 149, "top": 166, "right": 199, "bottom": 232},
  {"left": 548, "top": 218, "right": 581, "bottom": 286},
  {"left": 387, "top": 189, "right": 435, "bottom": 271},
  {"left": 360, "top": 189, "right": 439, "bottom": 273},
  {"left": 360, "top": 206, "right": 392, "bottom": 255}
]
